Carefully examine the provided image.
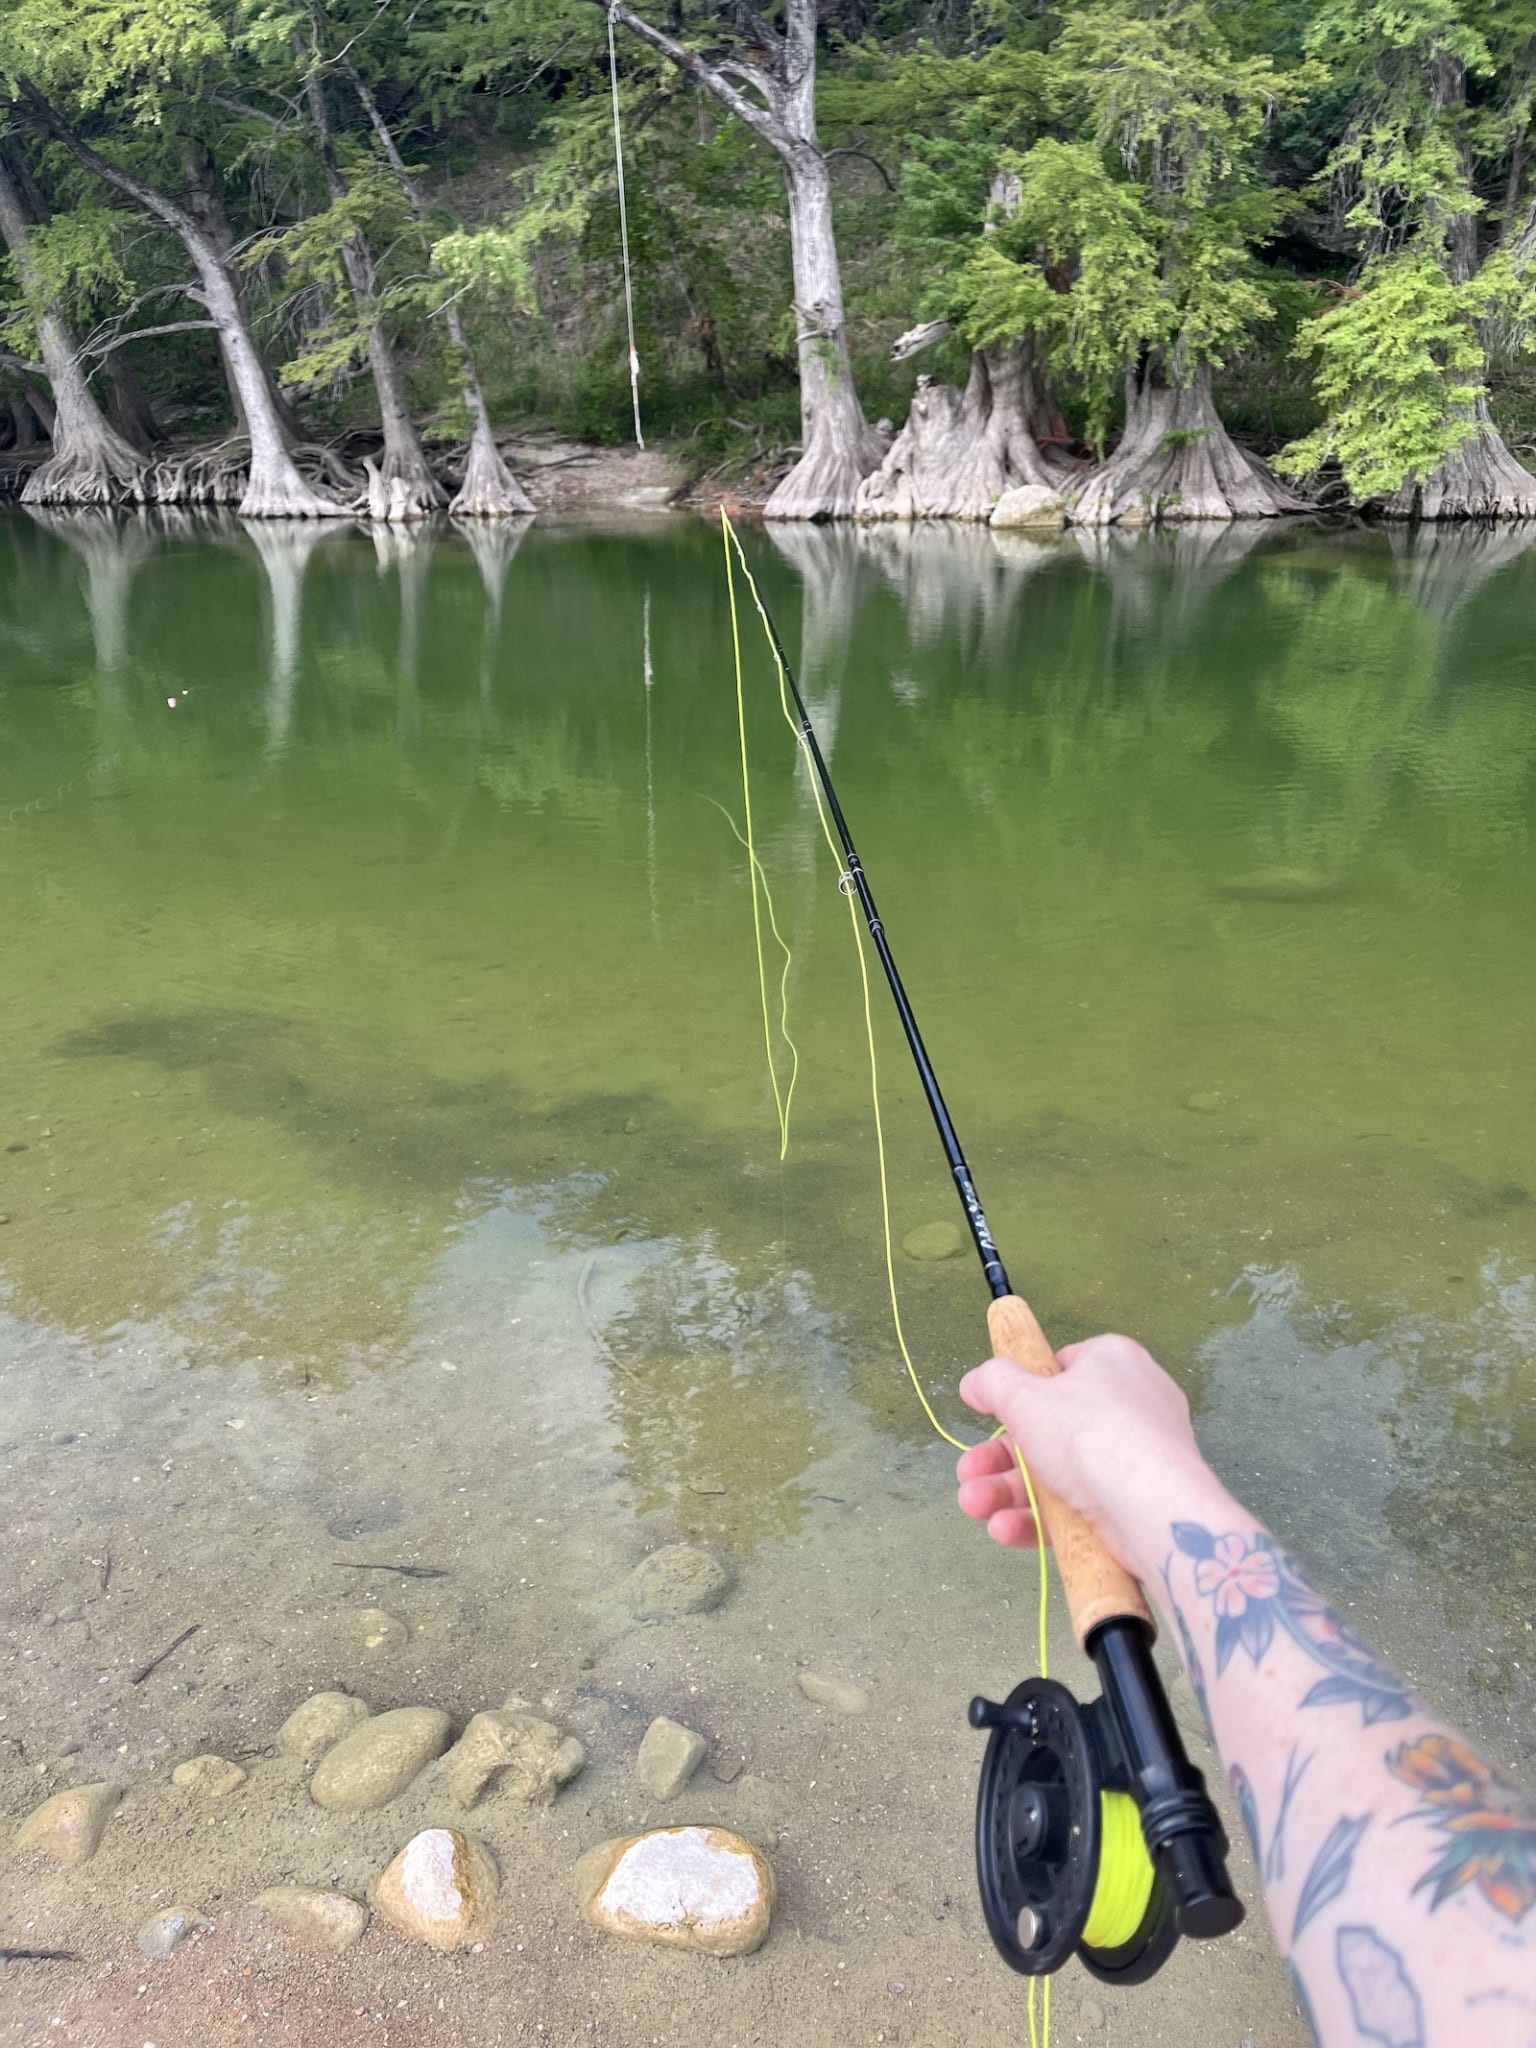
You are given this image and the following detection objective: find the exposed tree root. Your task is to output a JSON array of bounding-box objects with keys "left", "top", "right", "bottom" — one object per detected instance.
[
  {"left": 1386, "top": 396, "right": 1536, "bottom": 519},
  {"left": 449, "top": 416, "right": 536, "bottom": 518},
  {"left": 21, "top": 422, "right": 148, "bottom": 507},
  {"left": 765, "top": 412, "right": 887, "bottom": 522},
  {"left": 1071, "top": 364, "right": 1306, "bottom": 526},
  {"left": 856, "top": 344, "right": 1065, "bottom": 521}
]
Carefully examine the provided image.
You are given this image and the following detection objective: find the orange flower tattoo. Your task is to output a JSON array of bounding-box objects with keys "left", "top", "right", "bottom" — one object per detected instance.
[{"left": 1389, "top": 1733, "right": 1536, "bottom": 1923}]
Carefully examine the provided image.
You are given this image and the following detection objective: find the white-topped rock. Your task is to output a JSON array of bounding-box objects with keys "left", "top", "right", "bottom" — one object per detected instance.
[
  {"left": 577, "top": 1825, "right": 773, "bottom": 1955},
  {"left": 373, "top": 1828, "right": 497, "bottom": 1949},
  {"left": 989, "top": 485, "right": 1066, "bottom": 531}
]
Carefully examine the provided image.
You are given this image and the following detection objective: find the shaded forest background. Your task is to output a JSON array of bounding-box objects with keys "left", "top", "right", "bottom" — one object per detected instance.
[{"left": 5, "top": 0, "right": 1536, "bottom": 521}]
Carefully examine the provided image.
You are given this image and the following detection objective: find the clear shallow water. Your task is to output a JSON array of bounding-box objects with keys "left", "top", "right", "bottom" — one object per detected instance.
[{"left": 0, "top": 508, "right": 1532, "bottom": 2038}]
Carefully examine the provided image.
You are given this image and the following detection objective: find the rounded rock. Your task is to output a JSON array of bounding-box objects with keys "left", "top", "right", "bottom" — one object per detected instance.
[
  {"left": 577, "top": 1825, "right": 773, "bottom": 1956},
  {"left": 278, "top": 1690, "right": 371, "bottom": 1762},
  {"left": 137, "top": 1907, "right": 209, "bottom": 1960},
  {"left": 1184, "top": 1090, "right": 1224, "bottom": 1116},
  {"left": 310, "top": 1706, "right": 452, "bottom": 1813},
  {"left": 172, "top": 1754, "right": 247, "bottom": 1798},
  {"left": 10, "top": 1782, "right": 121, "bottom": 1866},
  {"left": 900, "top": 1221, "right": 963, "bottom": 1263},
  {"left": 628, "top": 1544, "right": 734, "bottom": 1621},
  {"left": 372, "top": 1828, "right": 497, "bottom": 1949},
  {"left": 253, "top": 1886, "right": 368, "bottom": 1953},
  {"left": 636, "top": 1717, "right": 708, "bottom": 1801},
  {"left": 797, "top": 1670, "right": 870, "bottom": 1715},
  {"left": 339, "top": 1607, "right": 408, "bottom": 1652}
]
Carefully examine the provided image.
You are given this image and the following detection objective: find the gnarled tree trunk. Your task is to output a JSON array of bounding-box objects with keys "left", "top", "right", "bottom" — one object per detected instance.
[
  {"left": 770, "top": 143, "right": 886, "bottom": 519},
  {"left": 855, "top": 342, "right": 1063, "bottom": 520},
  {"left": 1384, "top": 53, "right": 1536, "bottom": 520},
  {"left": 1386, "top": 392, "right": 1536, "bottom": 519},
  {"left": 346, "top": 64, "right": 533, "bottom": 518},
  {"left": 298, "top": 48, "right": 443, "bottom": 521},
  {"left": 607, "top": 0, "right": 883, "bottom": 519},
  {"left": 1070, "top": 361, "right": 1304, "bottom": 526},
  {"left": 24, "top": 91, "right": 344, "bottom": 520},
  {"left": 0, "top": 147, "right": 146, "bottom": 506}
]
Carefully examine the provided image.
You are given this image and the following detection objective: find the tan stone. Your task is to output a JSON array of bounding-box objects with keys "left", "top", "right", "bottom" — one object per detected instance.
[
  {"left": 989, "top": 485, "right": 1066, "bottom": 531},
  {"left": 339, "top": 1607, "right": 408, "bottom": 1652},
  {"left": 278, "top": 1690, "right": 371, "bottom": 1762},
  {"left": 628, "top": 1544, "right": 734, "bottom": 1620},
  {"left": 636, "top": 1717, "right": 707, "bottom": 1800},
  {"left": 310, "top": 1707, "right": 452, "bottom": 1813},
  {"left": 900, "top": 1220, "right": 963, "bottom": 1262},
  {"left": 797, "top": 1671, "right": 870, "bottom": 1714},
  {"left": 253, "top": 1886, "right": 368, "bottom": 1953},
  {"left": 577, "top": 1825, "right": 773, "bottom": 1956},
  {"left": 373, "top": 1829, "right": 497, "bottom": 1949},
  {"left": 172, "top": 1754, "right": 247, "bottom": 1798},
  {"left": 442, "top": 1709, "right": 584, "bottom": 1808},
  {"left": 10, "top": 1783, "right": 121, "bottom": 1866}
]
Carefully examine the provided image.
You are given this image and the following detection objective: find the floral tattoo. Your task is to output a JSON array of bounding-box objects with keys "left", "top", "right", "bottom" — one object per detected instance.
[
  {"left": 1389, "top": 1732, "right": 1536, "bottom": 1923},
  {"left": 1172, "top": 1523, "right": 1413, "bottom": 1724}
]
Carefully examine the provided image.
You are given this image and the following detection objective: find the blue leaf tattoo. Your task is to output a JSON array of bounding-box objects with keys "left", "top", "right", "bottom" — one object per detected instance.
[
  {"left": 1336, "top": 1926, "right": 1424, "bottom": 2048},
  {"left": 1173, "top": 1522, "right": 1218, "bottom": 1560},
  {"left": 1266, "top": 1746, "right": 1314, "bottom": 1883},
  {"left": 1294, "top": 1814, "right": 1370, "bottom": 1939}
]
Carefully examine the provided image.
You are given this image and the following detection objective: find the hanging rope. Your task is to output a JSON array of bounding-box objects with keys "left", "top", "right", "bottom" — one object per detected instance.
[{"left": 607, "top": 4, "right": 645, "bottom": 450}]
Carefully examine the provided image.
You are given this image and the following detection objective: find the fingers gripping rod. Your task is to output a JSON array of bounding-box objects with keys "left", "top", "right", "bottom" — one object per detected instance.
[{"left": 733, "top": 524, "right": 1241, "bottom": 1978}]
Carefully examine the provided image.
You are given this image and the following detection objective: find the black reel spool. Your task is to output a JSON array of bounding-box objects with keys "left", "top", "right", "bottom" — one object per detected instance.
[{"left": 971, "top": 1677, "right": 1177, "bottom": 1984}]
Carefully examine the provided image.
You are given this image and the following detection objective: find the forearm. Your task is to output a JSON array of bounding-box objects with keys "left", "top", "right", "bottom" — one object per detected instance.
[{"left": 1108, "top": 1458, "right": 1535, "bottom": 2046}]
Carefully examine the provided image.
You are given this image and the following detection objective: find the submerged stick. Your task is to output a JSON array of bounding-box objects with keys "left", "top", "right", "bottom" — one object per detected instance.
[
  {"left": 130, "top": 1623, "right": 198, "bottom": 1685},
  {"left": 0, "top": 1949, "right": 79, "bottom": 1964},
  {"left": 332, "top": 1561, "right": 449, "bottom": 1579}
]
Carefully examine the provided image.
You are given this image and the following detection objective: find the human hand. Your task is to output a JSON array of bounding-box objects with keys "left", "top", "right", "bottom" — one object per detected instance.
[{"left": 955, "top": 1332, "right": 1209, "bottom": 1580}]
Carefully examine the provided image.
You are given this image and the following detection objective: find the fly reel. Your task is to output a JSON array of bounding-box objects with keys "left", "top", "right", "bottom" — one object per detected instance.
[
  {"left": 972, "top": 1677, "right": 1176, "bottom": 1982},
  {"left": 971, "top": 1622, "right": 1244, "bottom": 1983}
]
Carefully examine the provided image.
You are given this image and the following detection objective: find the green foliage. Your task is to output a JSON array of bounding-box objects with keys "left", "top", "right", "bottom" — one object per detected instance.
[{"left": 1277, "top": 253, "right": 1489, "bottom": 495}]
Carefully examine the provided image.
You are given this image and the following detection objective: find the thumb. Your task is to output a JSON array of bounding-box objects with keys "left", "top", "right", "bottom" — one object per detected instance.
[{"left": 959, "top": 1357, "right": 1055, "bottom": 1442}]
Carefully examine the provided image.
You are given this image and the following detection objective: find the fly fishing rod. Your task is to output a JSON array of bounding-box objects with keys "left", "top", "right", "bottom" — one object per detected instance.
[{"left": 736, "top": 535, "right": 1243, "bottom": 1985}]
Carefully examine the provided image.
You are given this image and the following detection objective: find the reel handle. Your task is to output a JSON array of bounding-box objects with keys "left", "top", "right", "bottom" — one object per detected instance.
[{"left": 986, "top": 1294, "right": 1155, "bottom": 1646}]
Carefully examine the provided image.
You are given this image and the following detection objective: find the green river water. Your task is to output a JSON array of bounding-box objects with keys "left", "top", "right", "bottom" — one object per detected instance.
[{"left": 0, "top": 507, "right": 1532, "bottom": 2043}]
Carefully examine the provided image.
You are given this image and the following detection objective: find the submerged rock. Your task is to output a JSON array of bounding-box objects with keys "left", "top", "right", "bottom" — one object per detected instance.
[
  {"left": 10, "top": 1782, "right": 121, "bottom": 1865},
  {"left": 442, "top": 1709, "right": 585, "bottom": 1808},
  {"left": 310, "top": 1706, "right": 452, "bottom": 1813},
  {"left": 797, "top": 1671, "right": 870, "bottom": 1715},
  {"left": 637, "top": 1717, "right": 708, "bottom": 1800},
  {"left": 373, "top": 1828, "right": 498, "bottom": 1949},
  {"left": 577, "top": 1825, "right": 773, "bottom": 1956},
  {"left": 172, "top": 1754, "right": 247, "bottom": 1798},
  {"left": 278, "top": 1690, "right": 371, "bottom": 1761},
  {"left": 901, "top": 1221, "right": 964, "bottom": 1262},
  {"left": 137, "top": 1907, "right": 209, "bottom": 1959},
  {"left": 628, "top": 1545, "right": 734, "bottom": 1621},
  {"left": 1183, "top": 1090, "right": 1225, "bottom": 1116},
  {"left": 1219, "top": 866, "right": 1339, "bottom": 904},
  {"left": 253, "top": 1886, "right": 368, "bottom": 1953},
  {"left": 339, "top": 1607, "right": 409, "bottom": 1652}
]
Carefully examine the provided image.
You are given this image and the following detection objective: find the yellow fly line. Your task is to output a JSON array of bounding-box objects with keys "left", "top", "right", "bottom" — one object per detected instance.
[{"left": 718, "top": 510, "right": 1073, "bottom": 2048}]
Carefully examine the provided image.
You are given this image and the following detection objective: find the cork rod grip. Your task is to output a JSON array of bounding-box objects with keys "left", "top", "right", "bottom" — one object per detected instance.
[{"left": 985, "top": 1294, "right": 1155, "bottom": 1647}]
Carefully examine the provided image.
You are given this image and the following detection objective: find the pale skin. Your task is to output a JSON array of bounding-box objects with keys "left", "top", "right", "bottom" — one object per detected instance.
[{"left": 956, "top": 1333, "right": 1536, "bottom": 2047}]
